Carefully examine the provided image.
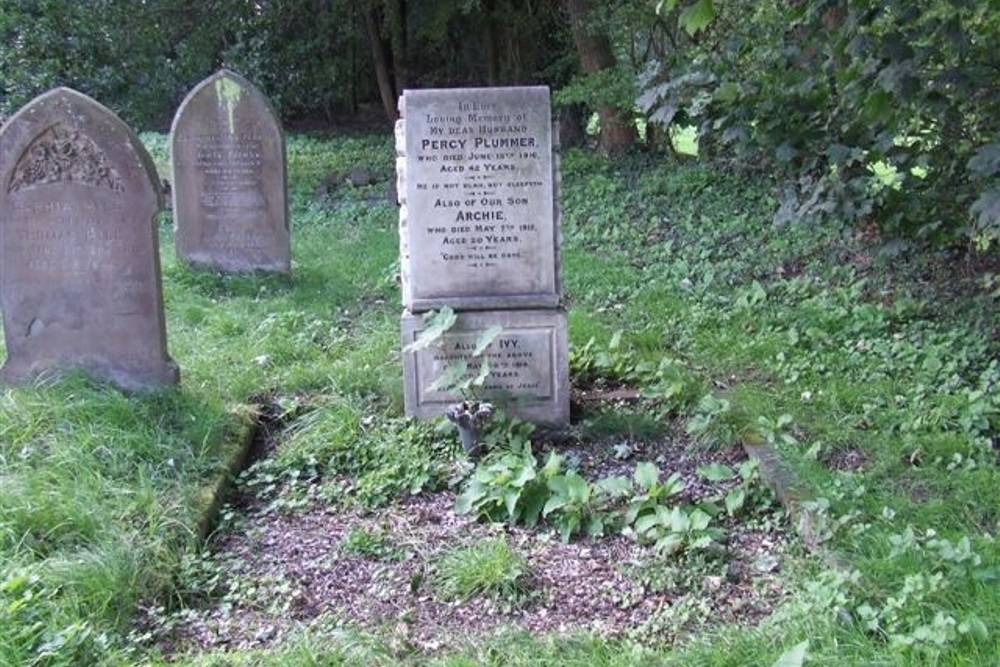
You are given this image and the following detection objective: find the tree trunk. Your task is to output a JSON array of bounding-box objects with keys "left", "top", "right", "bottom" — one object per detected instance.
[
  {"left": 558, "top": 103, "right": 587, "bottom": 149},
  {"left": 484, "top": 0, "right": 501, "bottom": 85},
  {"left": 387, "top": 0, "right": 407, "bottom": 91},
  {"left": 358, "top": 0, "right": 398, "bottom": 123},
  {"left": 563, "top": 0, "right": 635, "bottom": 155}
]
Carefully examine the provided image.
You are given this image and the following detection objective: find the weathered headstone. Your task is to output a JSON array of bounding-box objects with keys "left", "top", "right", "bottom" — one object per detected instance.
[
  {"left": 398, "top": 86, "right": 559, "bottom": 311},
  {"left": 397, "top": 86, "right": 569, "bottom": 426},
  {"left": 0, "top": 87, "right": 179, "bottom": 390},
  {"left": 170, "top": 69, "right": 289, "bottom": 273}
]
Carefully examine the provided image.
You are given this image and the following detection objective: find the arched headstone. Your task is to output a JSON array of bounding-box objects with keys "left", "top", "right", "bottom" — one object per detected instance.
[
  {"left": 0, "top": 87, "right": 179, "bottom": 390},
  {"left": 170, "top": 69, "right": 289, "bottom": 273}
]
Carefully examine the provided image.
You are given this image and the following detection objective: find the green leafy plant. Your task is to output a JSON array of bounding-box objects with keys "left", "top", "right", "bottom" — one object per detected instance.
[
  {"left": 697, "top": 459, "right": 775, "bottom": 517},
  {"left": 543, "top": 472, "right": 632, "bottom": 543},
  {"left": 454, "top": 442, "right": 558, "bottom": 527},
  {"left": 623, "top": 461, "right": 686, "bottom": 525},
  {"left": 404, "top": 306, "right": 502, "bottom": 398},
  {"left": 623, "top": 462, "right": 722, "bottom": 554}
]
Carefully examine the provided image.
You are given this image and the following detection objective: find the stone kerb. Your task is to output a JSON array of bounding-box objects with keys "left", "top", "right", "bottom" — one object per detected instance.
[
  {"left": 398, "top": 86, "right": 560, "bottom": 312},
  {"left": 170, "top": 69, "right": 290, "bottom": 274},
  {"left": 0, "top": 87, "right": 179, "bottom": 390}
]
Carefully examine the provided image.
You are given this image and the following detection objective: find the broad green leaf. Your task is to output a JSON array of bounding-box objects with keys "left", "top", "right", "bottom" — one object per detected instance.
[
  {"left": 541, "top": 451, "right": 564, "bottom": 478},
  {"left": 634, "top": 461, "right": 659, "bottom": 489},
  {"left": 520, "top": 486, "right": 548, "bottom": 527},
  {"left": 559, "top": 514, "right": 581, "bottom": 543},
  {"left": 634, "top": 512, "right": 662, "bottom": 536},
  {"left": 690, "top": 535, "right": 714, "bottom": 549},
  {"left": 543, "top": 495, "right": 569, "bottom": 516},
  {"left": 470, "top": 359, "right": 491, "bottom": 387},
  {"left": 428, "top": 361, "right": 469, "bottom": 393},
  {"left": 697, "top": 500, "right": 723, "bottom": 516},
  {"left": 472, "top": 325, "right": 502, "bottom": 355},
  {"left": 662, "top": 471, "right": 686, "bottom": 496},
  {"left": 455, "top": 490, "right": 475, "bottom": 515},
  {"left": 679, "top": 0, "right": 715, "bottom": 37},
  {"left": 662, "top": 505, "right": 688, "bottom": 532},
  {"left": 771, "top": 640, "right": 808, "bottom": 667},
  {"left": 565, "top": 473, "right": 591, "bottom": 503},
  {"left": 511, "top": 464, "right": 536, "bottom": 488},
  {"left": 654, "top": 533, "right": 684, "bottom": 554},
  {"left": 725, "top": 487, "right": 746, "bottom": 515},
  {"left": 697, "top": 463, "right": 733, "bottom": 482},
  {"left": 738, "top": 460, "right": 758, "bottom": 481},
  {"left": 503, "top": 488, "right": 522, "bottom": 519},
  {"left": 403, "top": 306, "right": 457, "bottom": 352},
  {"left": 596, "top": 475, "right": 632, "bottom": 498},
  {"left": 688, "top": 508, "right": 712, "bottom": 531},
  {"left": 547, "top": 474, "right": 568, "bottom": 495}
]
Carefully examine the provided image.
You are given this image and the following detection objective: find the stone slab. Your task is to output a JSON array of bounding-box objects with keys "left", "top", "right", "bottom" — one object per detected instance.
[
  {"left": 397, "top": 86, "right": 560, "bottom": 311},
  {"left": 171, "top": 69, "right": 289, "bottom": 273},
  {"left": 0, "top": 87, "right": 179, "bottom": 390},
  {"left": 401, "top": 308, "right": 569, "bottom": 426}
]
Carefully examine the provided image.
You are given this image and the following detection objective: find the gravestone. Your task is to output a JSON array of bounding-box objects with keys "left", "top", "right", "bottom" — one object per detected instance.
[
  {"left": 0, "top": 87, "right": 179, "bottom": 390},
  {"left": 397, "top": 86, "right": 569, "bottom": 426},
  {"left": 398, "top": 86, "right": 559, "bottom": 311},
  {"left": 170, "top": 69, "right": 289, "bottom": 273}
]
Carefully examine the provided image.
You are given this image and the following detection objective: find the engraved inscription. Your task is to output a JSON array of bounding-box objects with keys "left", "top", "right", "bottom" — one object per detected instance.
[
  {"left": 171, "top": 70, "right": 289, "bottom": 271},
  {"left": 416, "top": 328, "right": 554, "bottom": 403},
  {"left": 0, "top": 86, "right": 179, "bottom": 390},
  {"left": 401, "top": 87, "right": 556, "bottom": 305},
  {"left": 8, "top": 123, "right": 123, "bottom": 193}
]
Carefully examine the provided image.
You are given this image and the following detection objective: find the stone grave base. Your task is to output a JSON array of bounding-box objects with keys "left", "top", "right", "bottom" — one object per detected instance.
[{"left": 401, "top": 308, "right": 569, "bottom": 426}]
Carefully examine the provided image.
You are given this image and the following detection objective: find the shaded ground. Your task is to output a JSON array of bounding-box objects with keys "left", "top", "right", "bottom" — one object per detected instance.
[{"left": 147, "top": 412, "right": 795, "bottom": 658}]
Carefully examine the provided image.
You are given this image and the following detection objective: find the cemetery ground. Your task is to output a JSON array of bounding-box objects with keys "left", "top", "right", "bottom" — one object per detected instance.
[{"left": 2, "top": 131, "right": 999, "bottom": 667}]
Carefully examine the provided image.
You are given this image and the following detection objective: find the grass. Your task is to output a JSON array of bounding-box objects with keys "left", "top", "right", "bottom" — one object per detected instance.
[
  {"left": 1, "top": 131, "right": 999, "bottom": 666},
  {"left": 433, "top": 537, "right": 532, "bottom": 603}
]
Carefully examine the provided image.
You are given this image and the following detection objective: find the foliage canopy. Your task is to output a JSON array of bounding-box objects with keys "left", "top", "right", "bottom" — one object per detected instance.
[{"left": 2, "top": 0, "right": 998, "bottom": 249}]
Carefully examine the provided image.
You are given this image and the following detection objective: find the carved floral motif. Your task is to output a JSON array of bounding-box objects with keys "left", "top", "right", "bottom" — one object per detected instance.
[{"left": 8, "top": 123, "right": 124, "bottom": 193}]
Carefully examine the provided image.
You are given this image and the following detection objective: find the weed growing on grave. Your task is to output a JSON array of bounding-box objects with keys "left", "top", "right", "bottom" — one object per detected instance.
[
  {"left": 341, "top": 525, "right": 406, "bottom": 561},
  {"left": 433, "top": 538, "right": 532, "bottom": 604},
  {"left": 454, "top": 438, "right": 554, "bottom": 527},
  {"left": 454, "top": 421, "right": 771, "bottom": 551},
  {"left": 242, "top": 407, "right": 458, "bottom": 510},
  {"left": 403, "top": 306, "right": 502, "bottom": 400},
  {"left": 620, "top": 462, "right": 722, "bottom": 554}
]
